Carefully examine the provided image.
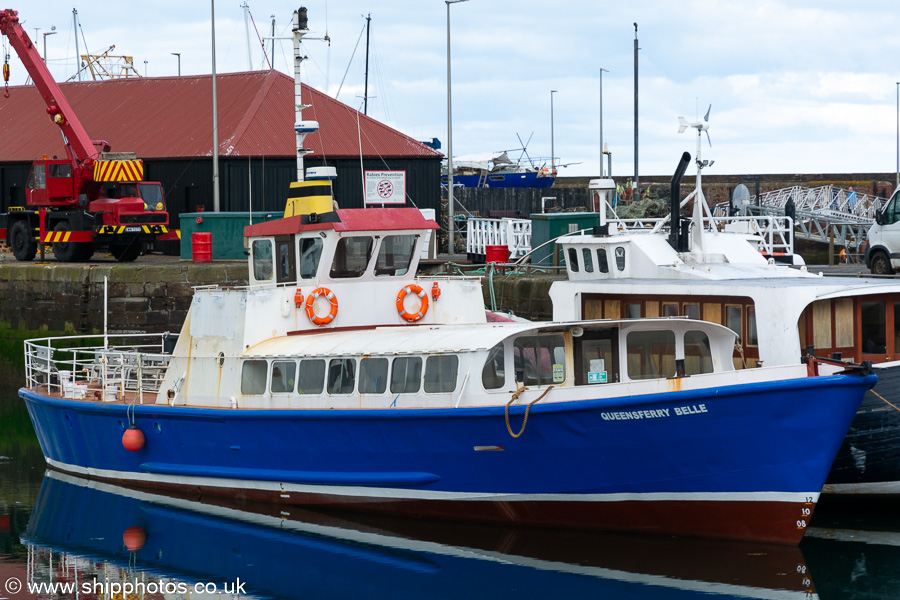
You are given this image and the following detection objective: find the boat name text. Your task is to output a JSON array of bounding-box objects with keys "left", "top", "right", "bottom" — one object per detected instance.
[{"left": 600, "top": 404, "right": 708, "bottom": 421}]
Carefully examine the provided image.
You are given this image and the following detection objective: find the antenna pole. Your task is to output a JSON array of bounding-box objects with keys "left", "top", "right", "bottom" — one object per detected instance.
[
  {"left": 211, "top": 0, "right": 220, "bottom": 211},
  {"left": 363, "top": 14, "right": 370, "bottom": 115},
  {"left": 633, "top": 23, "right": 639, "bottom": 199},
  {"left": 73, "top": 9, "right": 81, "bottom": 81}
]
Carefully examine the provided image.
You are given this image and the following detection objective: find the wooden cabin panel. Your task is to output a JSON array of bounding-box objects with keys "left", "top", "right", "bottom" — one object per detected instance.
[
  {"left": 835, "top": 298, "right": 854, "bottom": 348},
  {"left": 812, "top": 300, "right": 832, "bottom": 349},
  {"left": 645, "top": 301, "right": 659, "bottom": 318},
  {"left": 604, "top": 300, "right": 621, "bottom": 320},
  {"left": 703, "top": 303, "right": 723, "bottom": 325},
  {"left": 584, "top": 299, "right": 603, "bottom": 320}
]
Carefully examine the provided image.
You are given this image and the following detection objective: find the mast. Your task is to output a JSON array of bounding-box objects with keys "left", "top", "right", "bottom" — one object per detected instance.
[
  {"left": 242, "top": 1, "right": 252, "bottom": 70},
  {"left": 73, "top": 9, "right": 81, "bottom": 81},
  {"left": 363, "top": 13, "right": 370, "bottom": 115},
  {"left": 293, "top": 7, "right": 312, "bottom": 182}
]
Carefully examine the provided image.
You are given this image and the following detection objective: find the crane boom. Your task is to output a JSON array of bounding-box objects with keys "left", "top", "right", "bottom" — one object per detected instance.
[{"left": 0, "top": 8, "right": 101, "bottom": 170}]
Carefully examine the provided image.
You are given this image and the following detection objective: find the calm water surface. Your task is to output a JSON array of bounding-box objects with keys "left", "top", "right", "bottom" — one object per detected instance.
[{"left": 2, "top": 373, "right": 900, "bottom": 599}]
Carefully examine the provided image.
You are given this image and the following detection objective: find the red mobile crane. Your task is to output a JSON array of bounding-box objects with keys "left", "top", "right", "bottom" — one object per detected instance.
[{"left": 0, "top": 8, "right": 169, "bottom": 262}]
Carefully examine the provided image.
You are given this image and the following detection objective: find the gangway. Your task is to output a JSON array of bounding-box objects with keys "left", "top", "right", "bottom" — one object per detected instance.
[{"left": 714, "top": 185, "right": 878, "bottom": 250}]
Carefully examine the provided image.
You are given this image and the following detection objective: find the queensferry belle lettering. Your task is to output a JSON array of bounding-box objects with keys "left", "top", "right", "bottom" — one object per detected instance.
[{"left": 601, "top": 404, "right": 708, "bottom": 421}]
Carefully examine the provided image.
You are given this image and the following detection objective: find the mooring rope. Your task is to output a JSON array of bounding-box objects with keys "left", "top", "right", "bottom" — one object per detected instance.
[
  {"left": 505, "top": 384, "right": 554, "bottom": 438},
  {"left": 869, "top": 388, "right": 900, "bottom": 413}
]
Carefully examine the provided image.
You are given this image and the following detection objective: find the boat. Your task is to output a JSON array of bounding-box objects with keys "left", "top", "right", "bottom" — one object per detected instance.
[
  {"left": 14, "top": 25, "right": 876, "bottom": 543},
  {"left": 19, "top": 470, "right": 824, "bottom": 599},
  {"left": 442, "top": 151, "right": 556, "bottom": 188},
  {"left": 548, "top": 114, "right": 900, "bottom": 498}
]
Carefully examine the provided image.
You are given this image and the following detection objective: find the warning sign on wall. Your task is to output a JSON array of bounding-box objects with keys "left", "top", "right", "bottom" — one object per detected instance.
[{"left": 365, "top": 170, "right": 406, "bottom": 205}]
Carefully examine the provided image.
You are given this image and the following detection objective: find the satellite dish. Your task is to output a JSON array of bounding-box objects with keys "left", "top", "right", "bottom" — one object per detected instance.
[{"left": 733, "top": 183, "right": 751, "bottom": 206}]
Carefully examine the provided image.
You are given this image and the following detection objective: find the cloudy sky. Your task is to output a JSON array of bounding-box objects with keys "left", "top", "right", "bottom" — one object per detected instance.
[{"left": 5, "top": 1, "right": 900, "bottom": 178}]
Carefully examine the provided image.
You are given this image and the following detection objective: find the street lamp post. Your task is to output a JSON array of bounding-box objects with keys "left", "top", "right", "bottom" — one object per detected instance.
[
  {"left": 42, "top": 28, "right": 56, "bottom": 64},
  {"left": 172, "top": 52, "right": 181, "bottom": 76},
  {"left": 599, "top": 67, "right": 608, "bottom": 177},
  {"left": 550, "top": 90, "right": 558, "bottom": 173},
  {"left": 446, "top": 0, "right": 468, "bottom": 256}
]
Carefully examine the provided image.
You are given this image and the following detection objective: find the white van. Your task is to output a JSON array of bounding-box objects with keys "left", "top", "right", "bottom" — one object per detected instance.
[{"left": 865, "top": 188, "right": 900, "bottom": 274}]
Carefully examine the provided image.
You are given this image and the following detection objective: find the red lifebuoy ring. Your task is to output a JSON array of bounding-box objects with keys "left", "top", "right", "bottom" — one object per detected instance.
[
  {"left": 305, "top": 287, "right": 338, "bottom": 326},
  {"left": 397, "top": 284, "right": 429, "bottom": 322}
]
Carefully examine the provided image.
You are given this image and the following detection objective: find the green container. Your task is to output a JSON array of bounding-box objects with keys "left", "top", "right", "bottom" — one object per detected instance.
[
  {"left": 179, "top": 211, "right": 282, "bottom": 260},
  {"left": 529, "top": 212, "right": 600, "bottom": 267}
]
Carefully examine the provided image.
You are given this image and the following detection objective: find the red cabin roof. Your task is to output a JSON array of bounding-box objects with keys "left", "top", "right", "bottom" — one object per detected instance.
[
  {"left": 244, "top": 207, "right": 439, "bottom": 238},
  {"left": 0, "top": 71, "right": 442, "bottom": 162}
]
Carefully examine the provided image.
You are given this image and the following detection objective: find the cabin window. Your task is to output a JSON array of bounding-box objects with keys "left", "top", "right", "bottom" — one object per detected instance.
[
  {"left": 240, "top": 360, "right": 268, "bottom": 395},
  {"left": 481, "top": 343, "right": 506, "bottom": 389},
  {"left": 567, "top": 248, "right": 580, "bottom": 272},
  {"left": 276, "top": 236, "right": 296, "bottom": 283},
  {"left": 359, "top": 358, "right": 389, "bottom": 394},
  {"left": 683, "top": 304, "right": 700, "bottom": 320},
  {"left": 577, "top": 336, "right": 616, "bottom": 385},
  {"left": 251, "top": 240, "right": 274, "bottom": 282},
  {"left": 513, "top": 335, "right": 566, "bottom": 386},
  {"left": 298, "top": 237, "right": 324, "bottom": 279},
  {"left": 49, "top": 163, "right": 72, "bottom": 178},
  {"left": 375, "top": 234, "right": 417, "bottom": 277},
  {"left": 271, "top": 360, "right": 297, "bottom": 393},
  {"left": 30, "top": 165, "right": 46, "bottom": 190},
  {"left": 725, "top": 305, "right": 742, "bottom": 338},
  {"left": 861, "top": 301, "right": 887, "bottom": 354},
  {"left": 662, "top": 303, "right": 679, "bottom": 317},
  {"left": 391, "top": 357, "right": 422, "bottom": 393},
  {"left": 626, "top": 330, "right": 676, "bottom": 380},
  {"left": 330, "top": 236, "right": 374, "bottom": 279},
  {"left": 297, "top": 359, "right": 326, "bottom": 394},
  {"left": 614, "top": 247, "right": 626, "bottom": 271},
  {"left": 746, "top": 306, "right": 759, "bottom": 346},
  {"left": 625, "top": 303, "right": 641, "bottom": 319},
  {"left": 139, "top": 183, "right": 164, "bottom": 210},
  {"left": 684, "top": 330, "right": 713, "bottom": 375},
  {"left": 327, "top": 358, "right": 356, "bottom": 394},
  {"left": 489, "top": 176, "right": 505, "bottom": 181},
  {"left": 582, "top": 248, "right": 594, "bottom": 273},
  {"left": 597, "top": 248, "right": 609, "bottom": 273},
  {"left": 424, "top": 355, "right": 459, "bottom": 393}
]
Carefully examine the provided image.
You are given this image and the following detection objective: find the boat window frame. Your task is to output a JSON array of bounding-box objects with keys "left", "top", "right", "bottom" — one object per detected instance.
[
  {"left": 270, "top": 359, "right": 297, "bottom": 394},
  {"left": 390, "top": 356, "right": 423, "bottom": 394},
  {"left": 424, "top": 354, "right": 459, "bottom": 394},
  {"left": 297, "top": 358, "right": 326, "bottom": 394},
  {"left": 240, "top": 359, "right": 268, "bottom": 395},
  {"left": 251, "top": 238, "right": 275, "bottom": 283},
  {"left": 298, "top": 235, "right": 325, "bottom": 280},
  {"left": 329, "top": 235, "right": 375, "bottom": 279},
  {"left": 359, "top": 357, "right": 389, "bottom": 394}
]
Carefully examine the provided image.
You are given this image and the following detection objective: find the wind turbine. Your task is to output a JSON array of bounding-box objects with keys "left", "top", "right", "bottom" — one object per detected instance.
[{"left": 677, "top": 104, "right": 715, "bottom": 253}]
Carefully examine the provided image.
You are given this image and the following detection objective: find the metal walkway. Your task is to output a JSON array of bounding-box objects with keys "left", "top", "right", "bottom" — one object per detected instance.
[{"left": 715, "top": 185, "right": 880, "bottom": 249}]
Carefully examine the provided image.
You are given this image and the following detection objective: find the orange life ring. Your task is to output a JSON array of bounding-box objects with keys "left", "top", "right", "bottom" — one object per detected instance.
[
  {"left": 305, "top": 287, "right": 338, "bottom": 326},
  {"left": 396, "top": 284, "right": 429, "bottom": 322}
]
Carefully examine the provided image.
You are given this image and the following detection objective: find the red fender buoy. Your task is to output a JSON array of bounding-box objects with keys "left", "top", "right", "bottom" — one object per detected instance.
[
  {"left": 122, "top": 425, "right": 145, "bottom": 452},
  {"left": 123, "top": 526, "right": 146, "bottom": 551}
]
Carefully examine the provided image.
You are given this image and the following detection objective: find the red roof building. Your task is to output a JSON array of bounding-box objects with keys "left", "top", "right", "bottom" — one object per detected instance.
[{"left": 0, "top": 70, "right": 442, "bottom": 215}]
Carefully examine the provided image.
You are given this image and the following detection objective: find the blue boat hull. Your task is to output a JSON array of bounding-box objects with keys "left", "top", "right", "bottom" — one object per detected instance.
[
  {"left": 20, "top": 373, "right": 874, "bottom": 544},
  {"left": 442, "top": 171, "right": 555, "bottom": 188}
]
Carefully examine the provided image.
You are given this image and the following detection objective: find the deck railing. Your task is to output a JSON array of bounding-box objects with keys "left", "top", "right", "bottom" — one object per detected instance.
[{"left": 24, "top": 333, "right": 176, "bottom": 403}]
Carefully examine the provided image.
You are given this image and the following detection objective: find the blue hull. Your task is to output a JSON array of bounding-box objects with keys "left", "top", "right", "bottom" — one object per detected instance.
[
  {"left": 21, "top": 472, "right": 819, "bottom": 599},
  {"left": 20, "top": 373, "right": 874, "bottom": 543},
  {"left": 443, "top": 172, "right": 555, "bottom": 188}
]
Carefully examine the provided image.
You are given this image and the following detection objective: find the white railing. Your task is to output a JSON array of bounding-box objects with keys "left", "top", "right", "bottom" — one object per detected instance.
[
  {"left": 466, "top": 217, "right": 532, "bottom": 259},
  {"left": 24, "top": 333, "right": 175, "bottom": 403}
]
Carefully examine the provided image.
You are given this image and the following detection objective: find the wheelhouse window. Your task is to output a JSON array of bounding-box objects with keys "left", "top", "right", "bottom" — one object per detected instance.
[
  {"left": 330, "top": 236, "right": 374, "bottom": 279},
  {"left": 271, "top": 360, "right": 296, "bottom": 393},
  {"left": 391, "top": 356, "right": 422, "bottom": 393},
  {"left": 481, "top": 343, "right": 505, "bottom": 389},
  {"left": 327, "top": 358, "right": 356, "bottom": 394},
  {"left": 424, "top": 355, "right": 459, "bottom": 393},
  {"left": 298, "top": 359, "right": 326, "bottom": 394},
  {"left": 597, "top": 248, "right": 609, "bottom": 273},
  {"left": 139, "top": 183, "right": 164, "bottom": 210},
  {"left": 625, "top": 303, "right": 641, "bottom": 319},
  {"left": 375, "top": 235, "right": 417, "bottom": 277},
  {"left": 683, "top": 304, "right": 700, "bottom": 320},
  {"left": 626, "top": 330, "right": 676, "bottom": 380},
  {"left": 614, "top": 247, "right": 625, "bottom": 271},
  {"left": 567, "top": 248, "right": 580, "bottom": 272},
  {"left": 662, "top": 303, "right": 679, "bottom": 317},
  {"left": 359, "top": 358, "right": 389, "bottom": 394},
  {"left": 299, "top": 237, "right": 324, "bottom": 279},
  {"left": 276, "top": 236, "right": 296, "bottom": 283},
  {"left": 252, "top": 239, "right": 274, "bottom": 282},
  {"left": 241, "top": 360, "right": 268, "bottom": 395},
  {"left": 684, "top": 330, "right": 713, "bottom": 375},
  {"left": 746, "top": 306, "right": 759, "bottom": 346},
  {"left": 513, "top": 335, "right": 566, "bottom": 386},
  {"left": 582, "top": 248, "right": 594, "bottom": 273},
  {"left": 725, "top": 305, "right": 742, "bottom": 337}
]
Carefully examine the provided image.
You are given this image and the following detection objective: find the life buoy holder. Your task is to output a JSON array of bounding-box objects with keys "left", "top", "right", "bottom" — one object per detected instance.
[
  {"left": 305, "top": 287, "right": 338, "bottom": 326},
  {"left": 397, "top": 284, "right": 429, "bottom": 323}
]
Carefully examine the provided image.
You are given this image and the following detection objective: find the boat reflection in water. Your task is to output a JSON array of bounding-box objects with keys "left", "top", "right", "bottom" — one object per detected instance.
[{"left": 24, "top": 471, "right": 819, "bottom": 599}]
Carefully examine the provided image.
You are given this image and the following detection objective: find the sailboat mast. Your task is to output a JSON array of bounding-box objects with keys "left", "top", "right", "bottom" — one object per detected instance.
[{"left": 363, "top": 13, "right": 371, "bottom": 115}]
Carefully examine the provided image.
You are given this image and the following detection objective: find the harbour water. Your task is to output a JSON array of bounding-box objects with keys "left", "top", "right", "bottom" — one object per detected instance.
[{"left": 2, "top": 371, "right": 899, "bottom": 600}]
